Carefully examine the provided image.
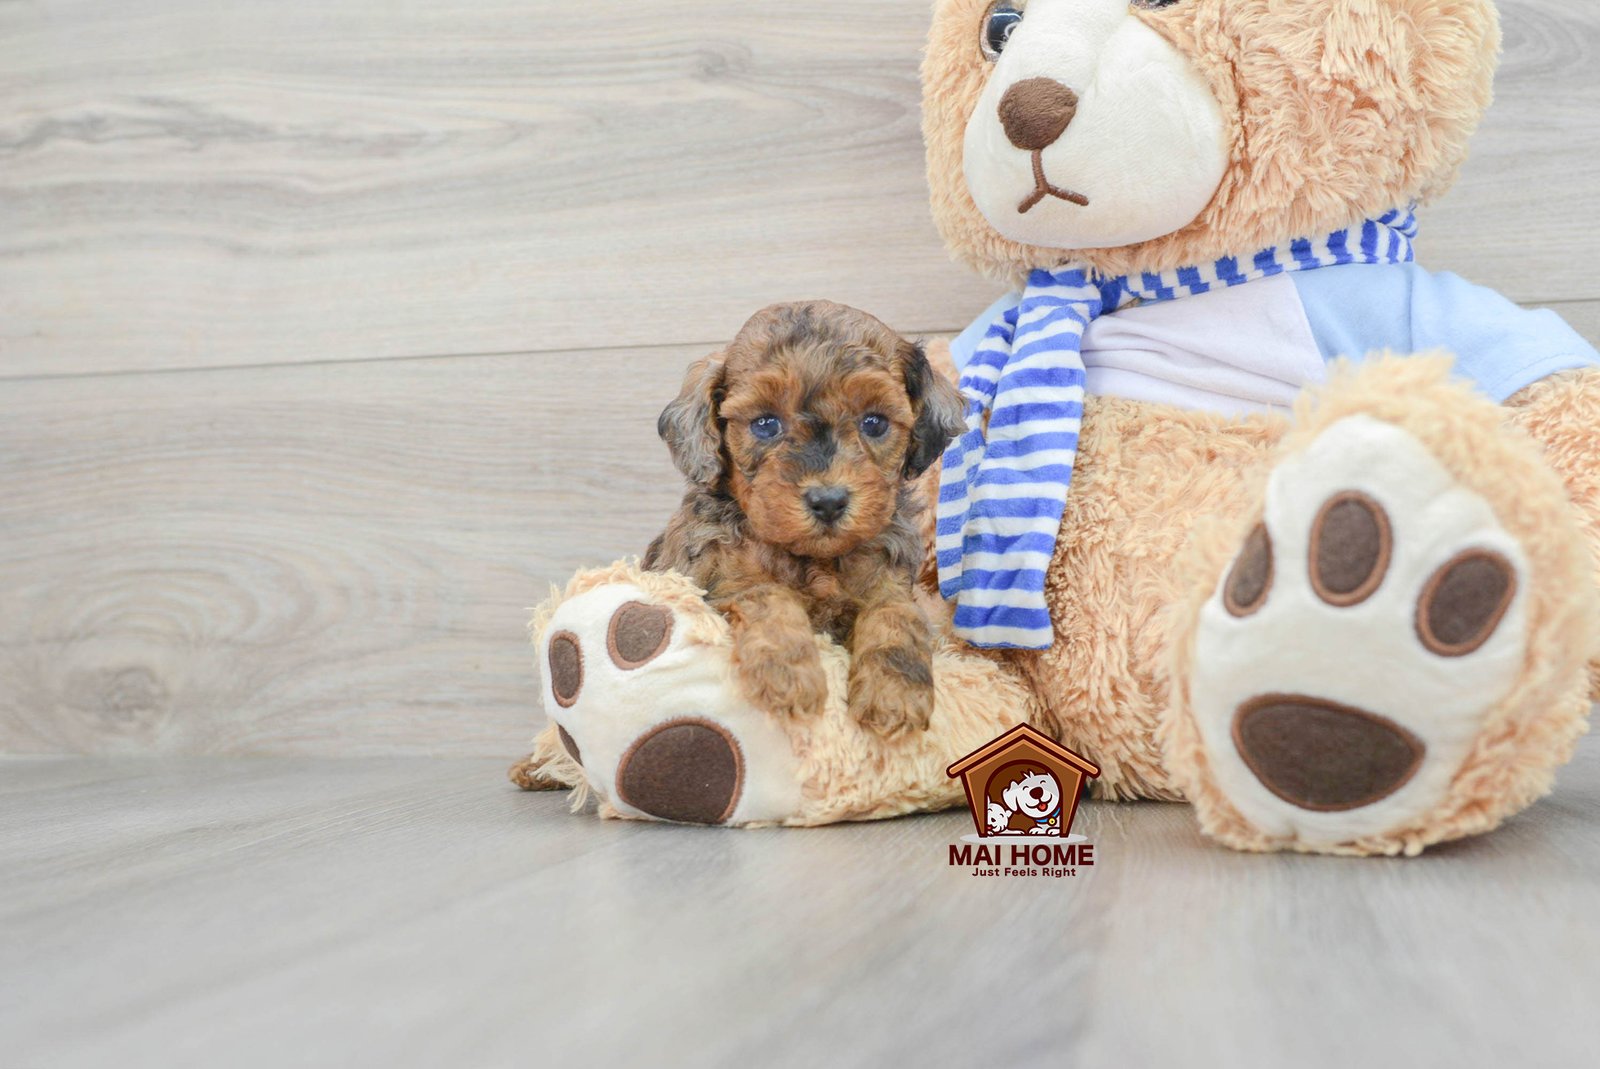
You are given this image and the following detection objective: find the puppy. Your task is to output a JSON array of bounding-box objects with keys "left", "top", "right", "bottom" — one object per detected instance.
[
  {"left": 645, "top": 301, "right": 967, "bottom": 737},
  {"left": 1002, "top": 771, "right": 1063, "bottom": 836}
]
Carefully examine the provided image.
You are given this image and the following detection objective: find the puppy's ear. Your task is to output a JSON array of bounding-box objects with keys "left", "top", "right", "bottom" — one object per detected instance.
[
  {"left": 898, "top": 340, "right": 968, "bottom": 480},
  {"left": 658, "top": 353, "right": 727, "bottom": 489}
]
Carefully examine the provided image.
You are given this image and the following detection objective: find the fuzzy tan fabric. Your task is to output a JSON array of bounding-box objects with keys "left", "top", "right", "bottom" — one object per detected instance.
[
  {"left": 1159, "top": 357, "right": 1600, "bottom": 856},
  {"left": 1001, "top": 396, "right": 1286, "bottom": 801},
  {"left": 920, "top": 338, "right": 1289, "bottom": 800},
  {"left": 923, "top": 0, "right": 1500, "bottom": 284},
  {"left": 775, "top": 629, "right": 1045, "bottom": 826},
  {"left": 1506, "top": 367, "right": 1600, "bottom": 697}
]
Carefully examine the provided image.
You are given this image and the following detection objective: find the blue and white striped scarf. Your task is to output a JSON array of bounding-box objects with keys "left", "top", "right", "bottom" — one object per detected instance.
[{"left": 937, "top": 207, "right": 1419, "bottom": 649}]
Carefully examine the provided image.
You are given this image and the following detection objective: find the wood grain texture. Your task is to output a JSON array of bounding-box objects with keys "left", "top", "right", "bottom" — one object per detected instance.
[
  {"left": 0, "top": 0, "right": 989, "bottom": 376},
  {"left": 1, "top": 0, "right": 1597, "bottom": 377},
  {"left": 0, "top": 345, "right": 695, "bottom": 756},
  {"left": 1, "top": 0, "right": 1598, "bottom": 758},
  {"left": 1549, "top": 298, "right": 1600, "bottom": 344},
  {"left": 3, "top": 736, "right": 1599, "bottom": 1067}
]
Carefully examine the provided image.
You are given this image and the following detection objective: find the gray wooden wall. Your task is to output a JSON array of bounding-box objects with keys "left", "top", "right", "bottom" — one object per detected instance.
[{"left": 3, "top": 0, "right": 1596, "bottom": 756}]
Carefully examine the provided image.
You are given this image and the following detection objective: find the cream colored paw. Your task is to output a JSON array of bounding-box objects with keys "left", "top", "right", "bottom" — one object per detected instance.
[
  {"left": 535, "top": 571, "right": 802, "bottom": 826},
  {"left": 1189, "top": 415, "right": 1532, "bottom": 850},
  {"left": 528, "top": 561, "right": 1043, "bottom": 830}
]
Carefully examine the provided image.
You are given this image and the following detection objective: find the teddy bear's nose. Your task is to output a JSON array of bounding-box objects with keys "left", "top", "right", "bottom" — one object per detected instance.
[{"left": 999, "top": 77, "right": 1080, "bottom": 152}]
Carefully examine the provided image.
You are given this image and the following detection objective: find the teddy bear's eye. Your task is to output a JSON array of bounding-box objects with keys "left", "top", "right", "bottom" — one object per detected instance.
[{"left": 979, "top": 2, "right": 1024, "bottom": 62}]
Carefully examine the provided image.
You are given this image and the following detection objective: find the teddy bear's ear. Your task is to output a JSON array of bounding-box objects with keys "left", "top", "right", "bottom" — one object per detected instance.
[
  {"left": 657, "top": 353, "right": 727, "bottom": 489},
  {"left": 900, "top": 340, "right": 968, "bottom": 479}
]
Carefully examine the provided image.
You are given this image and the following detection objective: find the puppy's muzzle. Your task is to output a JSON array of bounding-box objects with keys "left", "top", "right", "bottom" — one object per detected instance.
[{"left": 803, "top": 486, "right": 851, "bottom": 527}]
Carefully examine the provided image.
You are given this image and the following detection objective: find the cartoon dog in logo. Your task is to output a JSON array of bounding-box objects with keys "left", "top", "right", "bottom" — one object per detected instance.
[{"left": 985, "top": 768, "right": 1063, "bottom": 836}]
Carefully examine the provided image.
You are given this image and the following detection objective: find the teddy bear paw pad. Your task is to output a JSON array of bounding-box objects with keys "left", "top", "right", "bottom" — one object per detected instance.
[
  {"left": 539, "top": 580, "right": 802, "bottom": 826},
  {"left": 616, "top": 719, "right": 743, "bottom": 824},
  {"left": 1190, "top": 414, "right": 1528, "bottom": 847}
]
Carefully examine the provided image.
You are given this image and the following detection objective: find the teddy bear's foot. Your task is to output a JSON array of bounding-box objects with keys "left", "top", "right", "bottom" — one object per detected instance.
[
  {"left": 1189, "top": 414, "right": 1529, "bottom": 847},
  {"left": 1167, "top": 359, "right": 1598, "bottom": 856},
  {"left": 518, "top": 561, "right": 1041, "bottom": 828},
  {"left": 525, "top": 568, "right": 804, "bottom": 826}
]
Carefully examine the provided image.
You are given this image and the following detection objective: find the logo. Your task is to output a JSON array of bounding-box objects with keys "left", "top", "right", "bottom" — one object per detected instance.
[{"left": 945, "top": 724, "right": 1101, "bottom": 878}]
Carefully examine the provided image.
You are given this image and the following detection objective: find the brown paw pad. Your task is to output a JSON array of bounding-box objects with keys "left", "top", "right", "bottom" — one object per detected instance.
[
  {"left": 1232, "top": 696, "right": 1424, "bottom": 811},
  {"left": 607, "top": 601, "right": 673, "bottom": 669},
  {"left": 616, "top": 719, "right": 743, "bottom": 825},
  {"left": 1224, "top": 522, "right": 1274, "bottom": 617},
  {"left": 557, "top": 725, "right": 582, "bottom": 766},
  {"left": 1309, "top": 491, "right": 1391, "bottom": 607},
  {"left": 1416, "top": 550, "right": 1517, "bottom": 657},
  {"left": 548, "top": 631, "right": 583, "bottom": 708}
]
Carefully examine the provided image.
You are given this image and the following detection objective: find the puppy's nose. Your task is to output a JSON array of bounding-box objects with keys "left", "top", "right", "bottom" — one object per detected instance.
[
  {"left": 803, "top": 486, "right": 851, "bottom": 526},
  {"left": 999, "top": 78, "right": 1079, "bottom": 152},
  {"left": 1030, "top": 787, "right": 1044, "bottom": 800}
]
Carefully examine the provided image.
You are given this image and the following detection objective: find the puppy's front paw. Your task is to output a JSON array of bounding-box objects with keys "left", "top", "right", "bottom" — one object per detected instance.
[
  {"left": 732, "top": 631, "right": 829, "bottom": 721},
  {"left": 848, "top": 647, "right": 935, "bottom": 738}
]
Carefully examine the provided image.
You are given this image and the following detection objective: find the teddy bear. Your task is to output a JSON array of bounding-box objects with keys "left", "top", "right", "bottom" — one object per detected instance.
[{"left": 513, "top": 0, "right": 1600, "bottom": 856}]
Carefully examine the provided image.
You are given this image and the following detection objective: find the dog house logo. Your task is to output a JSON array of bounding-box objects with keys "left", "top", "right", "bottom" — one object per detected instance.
[{"left": 947, "top": 724, "right": 1100, "bottom": 840}]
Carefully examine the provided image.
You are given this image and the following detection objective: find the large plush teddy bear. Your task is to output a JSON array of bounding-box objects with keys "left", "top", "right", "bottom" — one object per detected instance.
[{"left": 514, "top": 0, "right": 1600, "bottom": 855}]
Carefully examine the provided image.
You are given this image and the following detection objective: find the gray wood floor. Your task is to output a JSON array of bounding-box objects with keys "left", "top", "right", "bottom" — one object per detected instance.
[{"left": 5, "top": 733, "right": 1600, "bottom": 1068}]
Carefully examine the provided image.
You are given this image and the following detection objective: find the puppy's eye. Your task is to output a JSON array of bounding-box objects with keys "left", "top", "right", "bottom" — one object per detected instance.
[
  {"left": 979, "top": 2, "right": 1023, "bottom": 62},
  {"left": 750, "top": 415, "right": 783, "bottom": 441},
  {"left": 859, "top": 413, "right": 890, "bottom": 439},
  {"left": 1131, "top": 0, "right": 1182, "bottom": 9}
]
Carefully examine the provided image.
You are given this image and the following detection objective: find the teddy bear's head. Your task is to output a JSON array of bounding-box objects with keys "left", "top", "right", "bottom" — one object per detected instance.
[{"left": 923, "top": 0, "right": 1500, "bottom": 281}]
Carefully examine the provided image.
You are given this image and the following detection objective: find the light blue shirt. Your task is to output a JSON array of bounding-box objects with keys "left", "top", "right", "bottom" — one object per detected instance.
[{"left": 951, "top": 263, "right": 1598, "bottom": 411}]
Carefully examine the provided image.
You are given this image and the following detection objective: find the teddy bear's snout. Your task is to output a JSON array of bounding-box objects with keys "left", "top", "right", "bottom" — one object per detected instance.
[{"left": 998, "top": 77, "right": 1079, "bottom": 152}]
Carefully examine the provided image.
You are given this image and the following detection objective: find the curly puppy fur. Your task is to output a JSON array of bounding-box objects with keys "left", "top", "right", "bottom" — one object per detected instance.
[{"left": 646, "top": 301, "right": 967, "bottom": 738}]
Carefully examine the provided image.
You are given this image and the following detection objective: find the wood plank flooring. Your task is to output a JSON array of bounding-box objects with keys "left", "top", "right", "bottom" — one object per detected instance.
[
  {"left": 0, "top": 0, "right": 1595, "bottom": 378},
  {"left": 4, "top": 731, "right": 1599, "bottom": 1067},
  {"left": 0, "top": 343, "right": 696, "bottom": 755}
]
